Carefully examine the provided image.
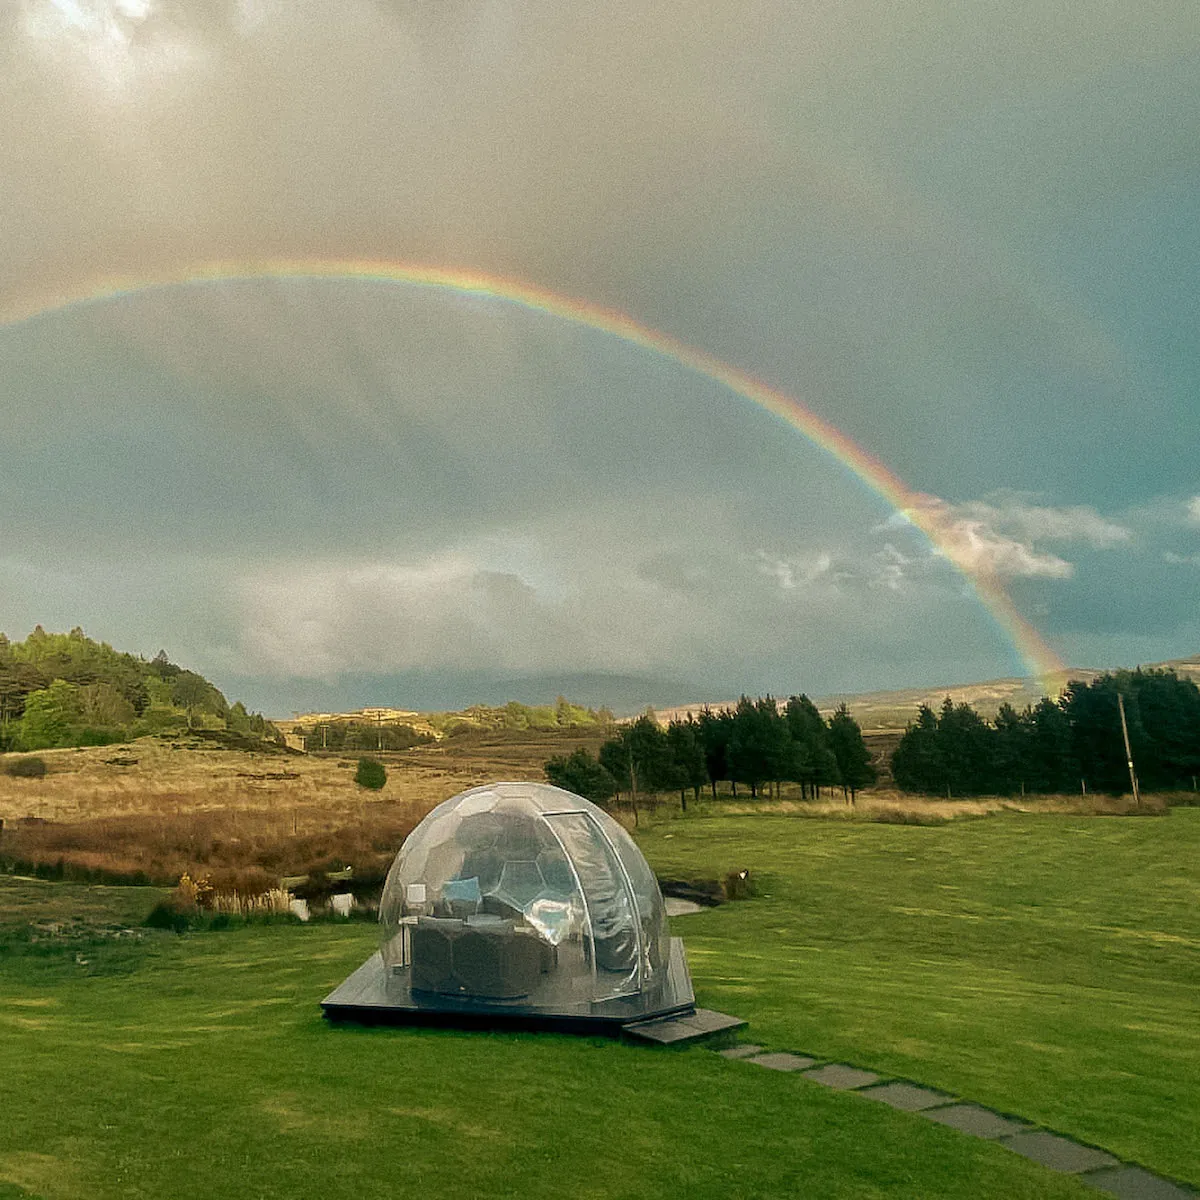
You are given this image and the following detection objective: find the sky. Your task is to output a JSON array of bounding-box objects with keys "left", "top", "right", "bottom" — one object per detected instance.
[{"left": 0, "top": 0, "right": 1197, "bottom": 715}]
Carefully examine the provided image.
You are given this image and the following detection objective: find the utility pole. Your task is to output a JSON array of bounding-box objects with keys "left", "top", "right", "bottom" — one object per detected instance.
[{"left": 1117, "top": 692, "right": 1141, "bottom": 808}]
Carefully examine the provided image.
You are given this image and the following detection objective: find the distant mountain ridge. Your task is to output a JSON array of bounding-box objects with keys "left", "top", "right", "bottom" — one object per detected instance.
[{"left": 650, "top": 654, "right": 1200, "bottom": 732}]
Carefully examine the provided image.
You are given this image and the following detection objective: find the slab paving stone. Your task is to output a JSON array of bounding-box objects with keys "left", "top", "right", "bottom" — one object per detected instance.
[
  {"left": 1002, "top": 1131, "right": 1119, "bottom": 1174},
  {"left": 802, "top": 1063, "right": 881, "bottom": 1090},
  {"left": 859, "top": 1081, "right": 957, "bottom": 1112},
  {"left": 745, "top": 1052, "right": 817, "bottom": 1072},
  {"left": 1084, "top": 1166, "right": 1198, "bottom": 1199},
  {"left": 624, "top": 1008, "right": 746, "bottom": 1045},
  {"left": 921, "top": 1104, "right": 1028, "bottom": 1139},
  {"left": 718, "top": 1044, "right": 765, "bottom": 1059}
]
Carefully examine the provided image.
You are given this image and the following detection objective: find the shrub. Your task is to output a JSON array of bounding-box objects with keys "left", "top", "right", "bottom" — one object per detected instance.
[
  {"left": 144, "top": 899, "right": 194, "bottom": 933},
  {"left": 6, "top": 756, "right": 47, "bottom": 779},
  {"left": 354, "top": 758, "right": 387, "bottom": 790}
]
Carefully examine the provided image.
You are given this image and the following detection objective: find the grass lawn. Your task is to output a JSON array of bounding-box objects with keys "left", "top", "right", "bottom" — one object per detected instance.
[
  {"left": 0, "top": 915, "right": 1090, "bottom": 1200},
  {"left": 638, "top": 804, "right": 1200, "bottom": 1188},
  {"left": 2, "top": 807, "right": 1196, "bottom": 1198}
]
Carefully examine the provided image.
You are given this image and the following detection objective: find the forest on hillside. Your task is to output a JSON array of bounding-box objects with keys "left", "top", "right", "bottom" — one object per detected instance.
[{"left": 0, "top": 626, "right": 278, "bottom": 752}]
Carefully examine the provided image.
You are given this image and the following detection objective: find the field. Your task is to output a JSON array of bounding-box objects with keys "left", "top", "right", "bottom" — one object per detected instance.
[
  {"left": 0, "top": 729, "right": 609, "bottom": 887},
  {"left": 2, "top": 793, "right": 1197, "bottom": 1198}
]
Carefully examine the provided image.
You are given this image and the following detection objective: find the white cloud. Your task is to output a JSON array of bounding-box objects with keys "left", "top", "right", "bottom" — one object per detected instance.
[
  {"left": 871, "top": 543, "right": 912, "bottom": 592},
  {"left": 755, "top": 550, "right": 837, "bottom": 591},
  {"left": 1164, "top": 551, "right": 1200, "bottom": 567},
  {"left": 890, "top": 493, "right": 1132, "bottom": 581},
  {"left": 1186, "top": 496, "right": 1200, "bottom": 526}
]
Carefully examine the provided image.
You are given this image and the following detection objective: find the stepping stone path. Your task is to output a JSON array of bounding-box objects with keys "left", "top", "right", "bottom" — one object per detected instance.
[
  {"left": 923, "top": 1103, "right": 1027, "bottom": 1139},
  {"left": 744, "top": 1051, "right": 816, "bottom": 1071},
  {"left": 802, "top": 1063, "right": 880, "bottom": 1090},
  {"left": 1087, "top": 1167, "right": 1198, "bottom": 1199},
  {"left": 716, "top": 1041, "right": 1198, "bottom": 1197},
  {"left": 1005, "top": 1131, "right": 1118, "bottom": 1173},
  {"left": 860, "top": 1081, "right": 956, "bottom": 1112},
  {"left": 717, "top": 1044, "right": 764, "bottom": 1060}
]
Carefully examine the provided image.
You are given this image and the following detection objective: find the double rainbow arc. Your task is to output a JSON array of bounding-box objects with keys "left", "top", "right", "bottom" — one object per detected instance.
[{"left": 0, "top": 258, "right": 1066, "bottom": 683}]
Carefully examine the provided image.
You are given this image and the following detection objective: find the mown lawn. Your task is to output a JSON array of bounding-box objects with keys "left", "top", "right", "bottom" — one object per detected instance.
[
  {"left": 638, "top": 805, "right": 1200, "bottom": 1188},
  {"left": 2, "top": 807, "right": 1196, "bottom": 1198}
]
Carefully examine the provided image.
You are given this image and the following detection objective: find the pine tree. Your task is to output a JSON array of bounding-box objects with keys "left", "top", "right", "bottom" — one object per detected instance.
[{"left": 826, "top": 704, "right": 876, "bottom": 804}]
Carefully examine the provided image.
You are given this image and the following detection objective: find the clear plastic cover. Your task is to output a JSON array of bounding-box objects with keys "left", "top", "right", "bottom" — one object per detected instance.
[{"left": 378, "top": 783, "right": 670, "bottom": 1008}]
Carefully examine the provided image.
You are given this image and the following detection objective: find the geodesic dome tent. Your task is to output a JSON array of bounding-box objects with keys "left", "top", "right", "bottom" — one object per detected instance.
[{"left": 321, "top": 782, "right": 696, "bottom": 1032}]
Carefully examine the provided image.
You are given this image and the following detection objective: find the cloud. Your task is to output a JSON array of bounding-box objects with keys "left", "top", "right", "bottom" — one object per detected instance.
[
  {"left": 1164, "top": 551, "right": 1200, "bottom": 567},
  {"left": 755, "top": 550, "right": 838, "bottom": 592},
  {"left": 871, "top": 544, "right": 913, "bottom": 592},
  {"left": 1, "top": 0, "right": 1197, "bottom": 704},
  {"left": 889, "top": 494, "right": 1131, "bottom": 580}
]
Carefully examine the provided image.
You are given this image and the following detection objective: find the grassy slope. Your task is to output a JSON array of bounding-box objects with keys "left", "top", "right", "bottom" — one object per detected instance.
[
  {"left": 0, "top": 915, "right": 1089, "bottom": 1200},
  {"left": 638, "top": 806, "right": 1200, "bottom": 1187}
]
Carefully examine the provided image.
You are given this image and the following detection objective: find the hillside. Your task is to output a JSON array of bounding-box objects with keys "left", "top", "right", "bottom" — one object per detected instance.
[
  {"left": 0, "top": 626, "right": 279, "bottom": 752},
  {"left": 650, "top": 654, "right": 1200, "bottom": 732}
]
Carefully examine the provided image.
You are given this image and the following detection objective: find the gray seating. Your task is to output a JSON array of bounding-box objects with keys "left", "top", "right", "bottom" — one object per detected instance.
[{"left": 410, "top": 916, "right": 553, "bottom": 999}]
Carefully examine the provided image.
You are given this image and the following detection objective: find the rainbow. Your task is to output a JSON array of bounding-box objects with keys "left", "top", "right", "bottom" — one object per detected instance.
[{"left": 0, "top": 258, "right": 1066, "bottom": 682}]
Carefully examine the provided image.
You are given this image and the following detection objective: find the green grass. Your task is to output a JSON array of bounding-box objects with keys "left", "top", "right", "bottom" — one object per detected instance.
[
  {"left": 2, "top": 809, "right": 1198, "bottom": 1197},
  {"left": 0, "top": 916, "right": 1090, "bottom": 1200},
  {"left": 0, "top": 877, "right": 168, "bottom": 934},
  {"left": 638, "top": 806, "right": 1200, "bottom": 1187}
]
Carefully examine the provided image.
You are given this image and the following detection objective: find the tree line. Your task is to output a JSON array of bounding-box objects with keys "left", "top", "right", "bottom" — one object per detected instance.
[
  {"left": 0, "top": 626, "right": 279, "bottom": 751},
  {"left": 544, "top": 695, "right": 876, "bottom": 813},
  {"left": 892, "top": 668, "right": 1200, "bottom": 796}
]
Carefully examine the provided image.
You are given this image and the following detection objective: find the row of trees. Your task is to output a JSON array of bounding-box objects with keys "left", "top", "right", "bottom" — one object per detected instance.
[
  {"left": 0, "top": 627, "right": 278, "bottom": 751},
  {"left": 892, "top": 669, "right": 1200, "bottom": 796},
  {"left": 545, "top": 695, "right": 877, "bottom": 812}
]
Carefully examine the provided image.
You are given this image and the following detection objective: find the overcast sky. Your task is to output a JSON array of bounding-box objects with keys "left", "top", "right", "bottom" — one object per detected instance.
[{"left": 1, "top": 0, "right": 1197, "bottom": 714}]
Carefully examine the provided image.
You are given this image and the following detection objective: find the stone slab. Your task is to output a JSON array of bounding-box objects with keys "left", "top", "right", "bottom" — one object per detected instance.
[
  {"left": 1002, "top": 1131, "right": 1118, "bottom": 1174},
  {"left": 859, "top": 1081, "right": 957, "bottom": 1112},
  {"left": 1085, "top": 1166, "right": 1198, "bottom": 1199},
  {"left": 921, "top": 1104, "right": 1028, "bottom": 1139},
  {"left": 624, "top": 1007, "right": 746, "bottom": 1045},
  {"left": 746, "top": 1052, "right": 817, "bottom": 1072},
  {"left": 802, "top": 1063, "right": 881, "bottom": 1090},
  {"left": 664, "top": 898, "right": 705, "bottom": 916},
  {"left": 718, "top": 1044, "right": 765, "bottom": 1060}
]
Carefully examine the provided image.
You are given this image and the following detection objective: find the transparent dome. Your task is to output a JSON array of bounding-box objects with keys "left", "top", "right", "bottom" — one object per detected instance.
[{"left": 378, "top": 782, "right": 670, "bottom": 1008}]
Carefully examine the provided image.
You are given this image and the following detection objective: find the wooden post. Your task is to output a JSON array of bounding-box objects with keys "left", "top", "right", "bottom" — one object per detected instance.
[{"left": 1117, "top": 692, "right": 1141, "bottom": 808}]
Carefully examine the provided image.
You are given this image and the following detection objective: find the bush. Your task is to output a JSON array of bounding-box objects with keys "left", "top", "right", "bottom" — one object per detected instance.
[
  {"left": 354, "top": 758, "right": 387, "bottom": 790},
  {"left": 6, "top": 757, "right": 47, "bottom": 779},
  {"left": 144, "top": 899, "right": 194, "bottom": 933}
]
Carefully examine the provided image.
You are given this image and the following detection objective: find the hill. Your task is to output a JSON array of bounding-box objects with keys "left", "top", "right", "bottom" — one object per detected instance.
[
  {"left": 649, "top": 653, "right": 1200, "bottom": 732},
  {"left": 0, "top": 626, "right": 279, "bottom": 752}
]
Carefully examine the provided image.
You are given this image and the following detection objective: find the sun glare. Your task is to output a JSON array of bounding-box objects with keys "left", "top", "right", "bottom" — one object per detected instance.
[{"left": 22, "top": 0, "right": 203, "bottom": 94}]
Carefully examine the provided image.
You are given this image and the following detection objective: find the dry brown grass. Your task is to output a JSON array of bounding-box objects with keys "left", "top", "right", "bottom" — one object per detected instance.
[
  {"left": 690, "top": 786, "right": 1170, "bottom": 823},
  {"left": 0, "top": 728, "right": 608, "bottom": 886}
]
